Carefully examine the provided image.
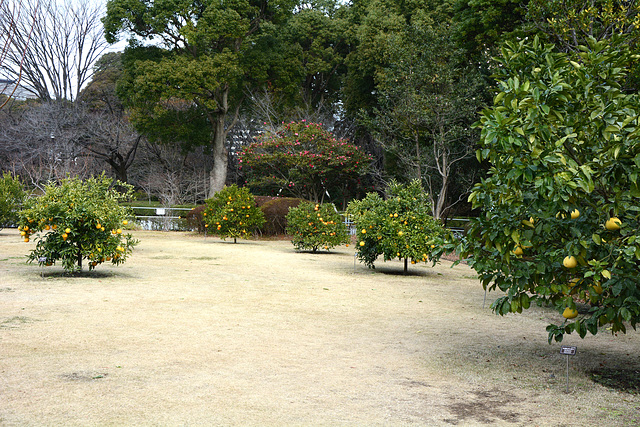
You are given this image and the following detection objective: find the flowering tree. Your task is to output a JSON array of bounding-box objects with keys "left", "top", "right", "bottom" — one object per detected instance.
[{"left": 238, "top": 121, "right": 372, "bottom": 204}]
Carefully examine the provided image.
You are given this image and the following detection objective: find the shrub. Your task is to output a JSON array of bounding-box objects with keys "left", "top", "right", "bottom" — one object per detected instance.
[
  {"left": 17, "top": 175, "right": 137, "bottom": 272},
  {"left": 203, "top": 185, "right": 265, "bottom": 242},
  {"left": 347, "top": 180, "right": 448, "bottom": 273},
  {"left": 185, "top": 205, "right": 206, "bottom": 233},
  {"left": 0, "top": 172, "right": 26, "bottom": 229},
  {"left": 286, "top": 201, "right": 350, "bottom": 252},
  {"left": 260, "top": 197, "right": 305, "bottom": 235}
]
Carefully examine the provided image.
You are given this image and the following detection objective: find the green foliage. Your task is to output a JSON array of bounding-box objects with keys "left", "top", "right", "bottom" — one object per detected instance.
[
  {"left": 203, "top": 185, "right": 265, "bottom": 242},
  {"left": 464, "top": 35, "right": 640, "bottom": 342},
  {"left": 17, "top": 175, "right": 137, "bottom": 273},
  {"left": 0, "top": 173, "right": 26, "bottom": 229},
  {"left": 347, "top": 180, "right": 448, "bottom": 271},
  {"left": 285, "top": 201, "right": 349, "bottom": 252},
  {"left": 361, "top": 10, "right": 484, "bottom": 218},
  {"left": 239, "top": 121, "right": 372, "bottom": 203}
]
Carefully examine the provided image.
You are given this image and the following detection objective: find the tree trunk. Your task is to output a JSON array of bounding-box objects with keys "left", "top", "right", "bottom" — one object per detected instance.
[
  {"left": 209, "top": 119, "right": 228, "bottom": 196},
  {"left": 404, "top": 258, "right": 408, "bottom": 275},
  {"left": 77, "top": 248, "right": 82, "bottom": 270}
]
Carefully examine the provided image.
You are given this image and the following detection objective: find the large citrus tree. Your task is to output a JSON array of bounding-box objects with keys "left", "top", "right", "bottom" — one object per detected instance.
[
  {"left": 18, "top": 175, "right": 137, "bottom": 272},
  {"left": 463, "top": 35, "right": 640, "bottom": 342}
]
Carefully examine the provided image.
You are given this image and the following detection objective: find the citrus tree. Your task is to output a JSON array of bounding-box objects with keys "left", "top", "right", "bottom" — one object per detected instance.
[
  {"left": 0, "top": 173, "right": 26, "bottom": 230},
  {"left": 347, "top": 180, "right": 449, "bottom": 274},
  {"left": 17, "top": 175, "right": 137, "bottom": 272},
  {"left": 203, "top": 185, "right": 265, "bottom": 243},
  {"left": 286, "top": 201, "right": 349, "bottom": 252},
  {"left": 463, "top": 35, "right": 640, "bottom": 342},
  {"left": 238, "top": 121, "right": 372, "bottom": 203}
]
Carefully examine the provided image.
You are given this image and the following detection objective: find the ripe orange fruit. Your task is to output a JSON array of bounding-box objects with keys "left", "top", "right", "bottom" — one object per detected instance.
[
  {"left": 122, "top": 220, "right": 128, "bottom": 225},
  {"left": 65, "top": 228, "right": 71, "bottom": 233},
  {"left": 359, "top": 241, "right": 365, "bottom": 246},
  {"left": 96, "top": 223, "right": 102, "bottom": 229},
  {"left": 23, "top": 237, "right": 29, "bottom": 243}
]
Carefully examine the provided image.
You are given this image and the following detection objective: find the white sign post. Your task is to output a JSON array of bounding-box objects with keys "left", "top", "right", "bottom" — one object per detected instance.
[{"left": 560, "top": 345, "right": 577, "bottom": 393}]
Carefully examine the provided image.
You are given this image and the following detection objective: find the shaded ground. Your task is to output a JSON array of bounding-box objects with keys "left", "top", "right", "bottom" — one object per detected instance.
[{"left": 1, "top": 230, "right": 639, "bottom": 426}]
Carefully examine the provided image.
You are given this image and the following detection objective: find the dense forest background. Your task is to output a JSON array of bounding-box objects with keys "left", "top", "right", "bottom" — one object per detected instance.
[{"left": 2, "top": 0, "right": 638, "bottom": 218}]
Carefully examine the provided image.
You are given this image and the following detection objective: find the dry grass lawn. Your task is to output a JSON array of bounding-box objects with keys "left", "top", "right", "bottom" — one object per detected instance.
[{"left": 1, "top": 230, "right": 639, "bottom": 426}]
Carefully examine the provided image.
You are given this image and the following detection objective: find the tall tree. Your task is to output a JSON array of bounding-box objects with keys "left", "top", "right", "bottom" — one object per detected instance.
[
  {"left": 0, "top": 0, "right": 37, "bottom": 109},
  {"left": 0, "top": 0, "right": 108, "bottom": 101},
  {"left": 103, "top": 0, "right": 297, "bottom": 196}
]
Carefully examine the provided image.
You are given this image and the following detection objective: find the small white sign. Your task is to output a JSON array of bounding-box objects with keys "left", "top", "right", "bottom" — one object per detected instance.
[
  {"left": 560, "top": 345, "right": 577, "bottom": 356},
  {"left": 38, "top": 257, "right": 47, "bottom": 263},
  {"left": 156, "top": 208, "right": 166, "bottom": 215}
]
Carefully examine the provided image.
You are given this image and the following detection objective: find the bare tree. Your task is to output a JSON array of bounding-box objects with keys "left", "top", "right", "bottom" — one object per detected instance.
[
  {"left": 0, "top": 0, "right": 37, "bottom": 109},
  {"left": 0, "top": 0, "right": 108, "bottom": 102},
  {"left": 0, "top": 101, "right": 101, "bottom": 188}
]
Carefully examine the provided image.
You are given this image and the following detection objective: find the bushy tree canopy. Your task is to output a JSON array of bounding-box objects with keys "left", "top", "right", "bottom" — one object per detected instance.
[
  {"left": 463, "top": 35, "right": 640, "bottom": 342},
  {"left": 347, "top": 180, "right": 448, "bottom": 273},
  {"left": 239, "top": 121, "right": 372, "bottom": 203},
  {"left": 18, "top": 175, "right": 137, "bottom": 272}
]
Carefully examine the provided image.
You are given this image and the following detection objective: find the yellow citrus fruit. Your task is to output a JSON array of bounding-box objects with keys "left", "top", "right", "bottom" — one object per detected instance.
[
  {"left": 62, "top": 233, "right": 68, "bottom": 239},
  {"left": 562, "top": 307, "right": 578, "bottom": 319},
  {"left": 570, "top": 209, "right": 580, "bottom": 219},
  {"left": 65, "top": 228, "right": 71, "bottom": 233},
  {"left": 514, "top": 245, "right": 524, "bottom": 256},
  {"left": 359, "top": 241, "right": 365, "bottom": 246},
  {"left": 362, "top": 229, "right": 366, "bottom": 234},
  {"left": 20, "top": 231, "right": 26, "bottom": 236},
  {"left": 23, "top": 237, "right": 29, "bottom": 243},
  {"left": 563, "top": 256, "right": 577, "bottom": 269},
  {"left": 605, "top": 217, "right": 621, "bottom": 231},
  {"left": 96, "top": 223, "right": 102, "bottom": 229},
  {"left": 116, "top": 229, "right": 122, "bottom": 234},
  {"left": 398, "top": 231, "right": 403, "bottom": 236},
  {"left": 122, "top": 220, "right": 128, "bottom": 225},
  {"left": 44, "top": 225, "right": 50, "bottom": 230}
]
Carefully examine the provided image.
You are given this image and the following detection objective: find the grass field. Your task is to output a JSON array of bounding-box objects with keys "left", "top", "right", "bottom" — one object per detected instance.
[{"left": 1, "top": 230, "right": 639, "bottom": 426}]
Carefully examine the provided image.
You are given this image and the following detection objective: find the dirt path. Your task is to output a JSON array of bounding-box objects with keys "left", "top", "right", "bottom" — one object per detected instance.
[{"left": 1, "top": 230, "right": 639, "bottom": 426}]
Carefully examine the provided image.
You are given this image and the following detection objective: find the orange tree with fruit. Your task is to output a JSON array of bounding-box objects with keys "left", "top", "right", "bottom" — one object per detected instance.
[
  {"left": 17, "top": 175, "right": 137, "bottom": 272},
  {"left": 462, "top": 35, "right": 640, "bottom": 343},
  {"left": 285, "top": 201, "right": 349, "bottom": 252},
  {"left": 203, "top": 184, "right": 265, "bottom": 243},
  {"left": 347, "top": 180, "right": 448, "bottom": 274}
]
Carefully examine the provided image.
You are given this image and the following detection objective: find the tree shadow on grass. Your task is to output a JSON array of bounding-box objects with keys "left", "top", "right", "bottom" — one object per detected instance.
[
  {"left": 35, "top": 269, "right": 134, "bottom": 279},
  {"left": 367, "top": 266, "right": 435, "bottom": 277}
]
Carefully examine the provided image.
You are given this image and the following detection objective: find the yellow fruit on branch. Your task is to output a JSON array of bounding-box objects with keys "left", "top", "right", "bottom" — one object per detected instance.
[
  {"left": 122, "top": 220, "right": 128, "bottom": 225},
  {"left": 605, "top": 217, "right": 621, "bottom": 231},
  {"left": 563, "top": 256, "right": 577, "bottom": 268},
  {"left": 65, "top": 228, "right": 71, "bottom": 233},
  {"left": 514, "top": 245, "right": 524, "bottom": 256},
  {"left": 571, "top": 209, "right": 580, "bottom": 219},
  {"left": 562, "top": 307, "right": 578, "bottom": 319},
  {"left": 359, "top": 241, "right": 365, "bottom": 246}
]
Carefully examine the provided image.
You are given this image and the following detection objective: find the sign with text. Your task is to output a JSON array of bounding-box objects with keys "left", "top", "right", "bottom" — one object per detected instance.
[{"left": 560, "top": 345, "right": 577, "bottom": 356}]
